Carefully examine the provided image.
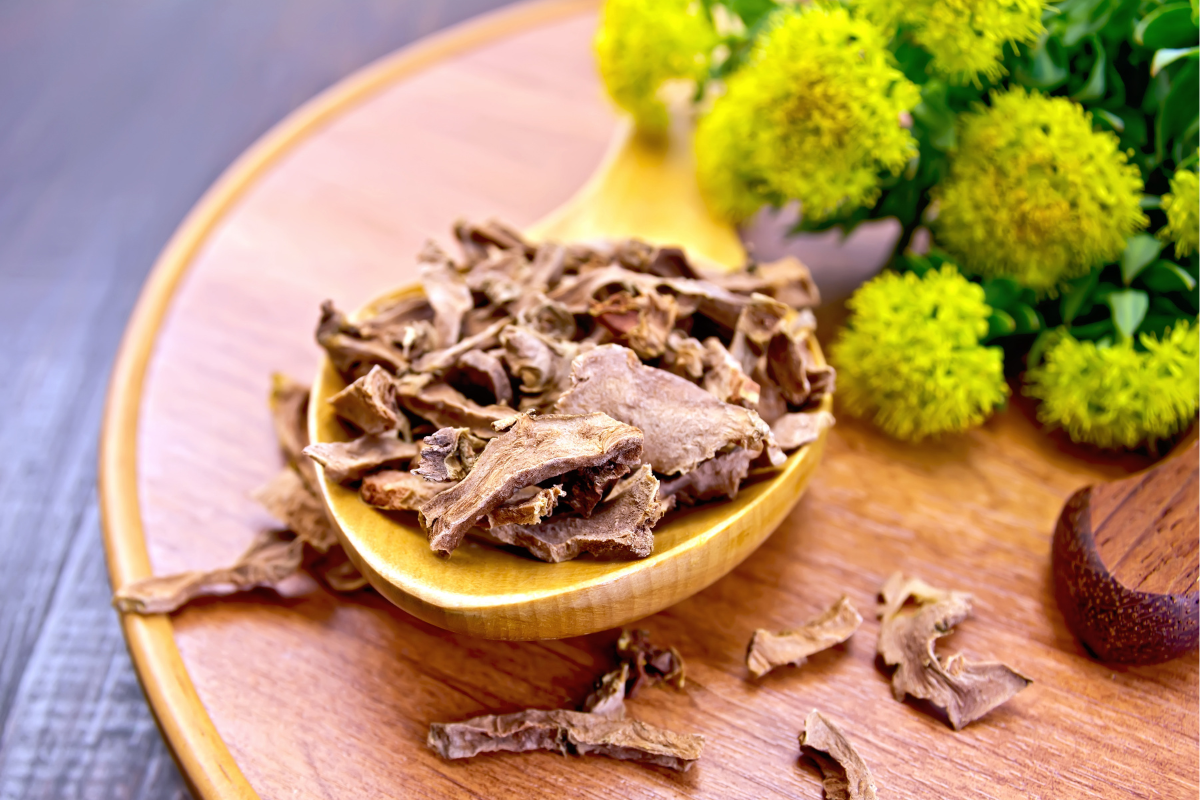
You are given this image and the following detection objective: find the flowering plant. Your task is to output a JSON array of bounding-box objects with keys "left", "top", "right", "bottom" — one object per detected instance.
[{"left": 596, "top": 0, "right": 1199, "bottom": 449}]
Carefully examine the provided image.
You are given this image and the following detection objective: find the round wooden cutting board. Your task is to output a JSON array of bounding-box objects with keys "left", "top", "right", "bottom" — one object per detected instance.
[{"left": 99, "top": 2, "right": 1199, "bottom": 798}]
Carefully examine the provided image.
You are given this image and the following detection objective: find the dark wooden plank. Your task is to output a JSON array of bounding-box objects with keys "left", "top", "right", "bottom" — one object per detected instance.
[{"left": 0, "top": 2, "right": 514, "bottom": 798}]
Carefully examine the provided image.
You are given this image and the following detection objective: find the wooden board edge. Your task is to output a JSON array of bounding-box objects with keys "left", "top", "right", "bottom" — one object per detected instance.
[{"left": 96, "top": 2, "right": 599, "bottom": 798}]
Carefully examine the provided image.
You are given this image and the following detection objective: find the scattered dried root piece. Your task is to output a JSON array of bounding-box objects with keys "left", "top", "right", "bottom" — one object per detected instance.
[
  {"left": 413, "top": 426, "right": 487, "bottom": 483},
  {"left": 269, "top": 372, "right": 319, "bottom": 491},
  {"left": 618, "top": 629, "right": 685, "bottom": 694},
  {"left": 772, "top": 410, "right": 835, "bottom": 452},
  {"left": 303, "top": 434, "right": 419, "bottom": 484},
  {"left": 417, "top": 412, "right": 642, "bottom": 556},
  {"left": 427, "top": 709, "right": 703, "bottom": 772},
  {"left": 581, "top": 663, "right": 629, "bottom": 717},
  {"left": 798, "top": 710, "right": 878, "bottom": 800},
  {"left": 252, "top": 468, "right": 339, "bottom": 553},
  {"left": 746, "top": 596, "right": 862, "bottom": 678},
  {"left": 485, "top": 465, "right": 664, "bottom": 562},
  {"left": 327, "top": 365, "right": 406, "bottom": 436},
  {"left": 877, "top": 572, "right": 1031, "bottom": 730},
  {"left": 113, "top": 531, "right": 305, "bottom": 614}
]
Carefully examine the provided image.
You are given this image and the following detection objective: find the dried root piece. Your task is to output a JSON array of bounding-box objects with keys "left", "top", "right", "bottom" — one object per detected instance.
[
  {"left": 772, "top": 410, "right": 835, "bottom": 451},
  {"left": 316, "top": 301, "right": 408, "bottom": 380},
  {"left": 113, "top": 532, "right": 305, "bottom": 614},
  {"left": 700, "top": 338, "right": 760, "bottom": 407},
  {"left": 581, "top": 663, "right": 629, "bottom": 717},
  {"left": 454, "top": 348, "right": 514, "bottom": 406},
  {"left": 659, "top": 447, "right": 756, "bottom": 507},
  {"left": 413, "top": 427, "right": 487, "bottom": 482},
  {"left": 767, "top": 325, "right": 836, "bottom": 408},
  {"left": 269, "top": 373, "right": 319, "bottom": 491},
  {"left": 798, "top": 710, "right": 877, "bottom": 800},
  {"left": 394, "top": 377, "right": 513, "bottom": 439},
  {"left": 746, "top": 596, "right": 862, "bottom": 678},
  {"left": 486, "top": 465, "right": 665, "bottom": 562},
  {"left": 361, "top": 469, "right": 452, "bottom": 512},
  {"left": 303, "top": 434, "right": 419, "bottom": 484},
  {"left": 418, "top": 412, "right": 642, "bottom": 556},
  {"left": 427, "top": 709, "right": 703, "bottom": 772},
  {"left": 419, "top": 240, "right": 472, "bottom": 348},
  {"left": 555, "top": 345, "right": 776, "bottom": 476},
  {"left": 877, "top": 572, "right": 1031, "bottom": 729},
  {"left": 327, "top": 365, "right": 406, "bottom": 436},
  {"left": 482, "top": 484, "right": 564, "bottom": 528},
  {"left": 618, "top": 628, "right": 685, "bottom": 694},
  {"left": 252, "top": 468, "right": 339, "bottom": 553}
]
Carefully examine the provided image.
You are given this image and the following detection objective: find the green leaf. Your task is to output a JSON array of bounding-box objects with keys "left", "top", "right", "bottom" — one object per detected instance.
[
  {"left": 983, "top": 277, "right": 1022, "bottom": 310},
  {"left": 1151, "top": 46, "right": 1200, "bottom": 75},
  {"left": 1070, "top": 318, "right": 1115, "bottom": 339},
  {"left": 1015, "top": 39, "right": 1070, "bottom": 89},
  {"left": 1140, "top": 259, "right": 1199, "bottom": 291},
  {"left": 1139, "top": 194, "right": 1163, "bottom": 209},
  {"left": 987, "top": 309, "right": 1017, "bottom": 339},
  {"left": 723, "top": 0, "right": 779, "bottom": 29},
  {"left": 1027, "top": 329, "right": 1054, "bottom": 368},
  {"left": 1012, "top": 303, "right": 1043, "bottom": 334},
  {"left": 912, "top": 81, "right": 958, "bottom": 151},
  {"left": 1094, "top": 108, "right": 1125, "bottom": 132},
  {"left": 1135, "top": 2, "right": 1200, "bottom": 49},
  {"left": 1072, "top": 38, "right": 1108, "bottom": 101},
  {"left": 1156, "top": 61, "right": 1199, "bottom": 164},
  {"left": 1120, "top": 234, "right": 1166, "bottom": 284},
  {"left": 1107, "top": 289, "right": 1150, "bottom": 339},
  {"left": 1061, "top": 269, "right": 1101, "bottom": 324}
]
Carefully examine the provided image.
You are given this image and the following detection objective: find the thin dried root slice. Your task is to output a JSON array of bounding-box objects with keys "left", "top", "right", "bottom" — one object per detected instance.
[
  {"left": 269, "top": 373, "right": 319, "bottom": 492},
  {"left": 482, "top": 484, "right": 564, "bottom": 528},
  {"left": 303, "top": 435, "right": 419, "bottom": 484},
  {"left": 418, "top": 412, "right": 642, "bottom": 556},
  {"left": 747, "top": 596, "right": 863, "bottom": 678},
  {"left": 327, "top": 365, "right": 406, "bottom": 436},
  {"left": 413, "top": 426, "right": 487, "bottom": 483},
  {"left": 618, "top": 628, "right": 685, "bottom": 694},
  {"left": 427, "top": 709, "right": 703, "bottom": 772},
  {"left": 252, "top": 468, "right": 339, "bottom": 553},
  {"left": 772, "top": 410, "right": 835, "bottom": 451},
  {"left": 798, "top": 710, "right": 878, "bottom": 800},
  {"left": 658, "top": 447, "right": 755, "bottom": 507},
  {"left": 580, "top": 663, "right": 630, "bottom": 717},
  {"left": 485, "top": 465, "right": 664, "bottom": 562},
  {"left": 877, "top": 572, "right": 1031, "bottom": 730},
  {"left": 113, "top": 532, "right": 304, "bottom": 614},
  {"left": 361, "top": 470, "right": 452, "bottom": 512}
]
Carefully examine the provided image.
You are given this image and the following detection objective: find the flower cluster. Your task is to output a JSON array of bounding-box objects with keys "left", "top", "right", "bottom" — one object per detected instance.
[
  {"left": 855, "top": 0, "right": 1044, "bottom": 84},
  {"left": 1024, "top": 322, "right": 1199, "bottom": 449},
  {"left": 831, "top": 266, "right": 1009, "bottom": 441},
  {"left": 695, "top": 5, "right": 919, "bottom": 223},
  {"left": 594, "top": 0, "right": 715, "bottom": 133},
  {"left": 934, "top": 89, "right": 1147, "bottom": 292},
  {"left": 1161, "top": 169, "right": 1199, "bottom": 257}
]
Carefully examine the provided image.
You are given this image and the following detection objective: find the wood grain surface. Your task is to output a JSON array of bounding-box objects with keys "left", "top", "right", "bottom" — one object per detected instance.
[
  {"left": 104, "top": 2, "right": 1198, "bottom": 798},
  {"left": 0, "top": 3, "right": 517, "bottom": 799}
]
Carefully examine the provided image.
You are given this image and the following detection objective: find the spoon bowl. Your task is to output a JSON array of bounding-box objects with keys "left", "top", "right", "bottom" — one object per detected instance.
[{"left": 310, "top": 118, "right": 831, "bottom": 640}]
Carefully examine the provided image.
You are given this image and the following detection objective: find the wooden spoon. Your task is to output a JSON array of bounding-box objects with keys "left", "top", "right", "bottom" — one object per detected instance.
[{"left": 309, "top": 118, "right": 831, "bottom": 640}]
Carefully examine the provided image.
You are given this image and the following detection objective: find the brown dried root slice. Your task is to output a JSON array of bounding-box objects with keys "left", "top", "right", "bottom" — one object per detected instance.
[
  {"left": 481, "top": 484, "right": 564, "bottom": 528},
  {"left": 877, "top": 572, "right": 1032, "bottom": 730},
  {"left": 454, "top": 348, "right": 514, "bottom": 406},
  {"left": 252, "top": 468, "right": 339, "bottom": 553},
  {"left": 663, "top": 330, "right": 706, "bottom": 380},
  {"left": 581, "top": 662, "right": 630, "bottom": 717},
  {"left": 772, "top": 410, "right": 835, "bottom": 451},
  {"left": 316, "top": 300, "right": 408, "bottom": 380},
  {"left": 700, "top": 338, "right": 760, "bottom": 407},
  {"left": 113, "top": 531, "right": 305, "bottom": 614},
  {"left": 486, "top": 465, "right": 664, "bottom": 562},
  {"left": 706, "top": 255, "right": 821, "bottom": 309},
  {"left": 798, "top": 710, "right": 878, "bottom": 800},
  {"left": 500, "top": 325, "right": 584, "bottom": 411},
  {"left": 746, "top": 596, "right": 862, "bottom": 679},
  {"left": 413, "top": 427, "right": 488, "bottom": 483},
  {"left": 418, "top": 240, "right": 472, "bottom": 348},
  {"left": 617, "top": 628, "right": 685, "bottom": 694},
  {"left": 658, "top": 447, "right": 755, "bottom": 507},
  {"left": 394, "top": 375, "right": 514, "bottom": 439},
  {"left": 418, "top": 412, "right": 643, "bottom": 556},
  {"left": 309, "top": 545, "right": 369, "bottom": 593},
  {"left": 354, "top": 294, "right": 434, "bottom": 343},
  {"left": 327, "top": 365, "right": 406, "bottom": 436},
  {"left": 360, "top": 470, "right": 453, "bottom": 512},
  {"left": 427, "top": 709, "right": 703, "bottom": 772},
  {"left": 767, "top": 324, "right": 836, "bottom": 407},
  {"left": 412, "top": 317, "right": 510, "bottom": 374},
  {"left": 453, "top": 217, "right": 535, "bottom": 262},
  {"left": 269, "top": 373, "right": 319, "bottom": 492},
  {"left": 303, "top": 434, "right": 419, "bottom": 485},
  {"left": 555, "top": 345, "right": 779, "bottom": 476},
  {"left": 591, "top": 290, "right": 679, "bottom": 360}
]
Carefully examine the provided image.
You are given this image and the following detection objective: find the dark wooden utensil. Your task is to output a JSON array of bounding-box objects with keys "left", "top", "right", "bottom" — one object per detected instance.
[{"left": 1053, "top": 440, "right": 1199, "bottom": 664}]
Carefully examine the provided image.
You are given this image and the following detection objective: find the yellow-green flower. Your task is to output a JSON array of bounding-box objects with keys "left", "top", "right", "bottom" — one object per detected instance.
[
  {"left": 934, "top": 89, "right": 1146, "bottom": 293},
  {"left": 1025, "top": 323, "right": 1199, "bottom": 449},
  {"left": 696, "top": 5, "right": 919, "bottom": 223},
  {"left": 855, "top": 0, "right": 1044, "bottom": 84},
  {"left": 831, "top": 266, "right": 1009, "bottom": 441},
  {"left": 1161, "top": 169, "right": 1199, "bottom": 257},
  {"left": 595, "top": 0, "right": 716, "bottom": 133}
]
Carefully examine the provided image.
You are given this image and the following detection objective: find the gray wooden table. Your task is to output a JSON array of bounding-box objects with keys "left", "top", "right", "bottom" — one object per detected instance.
[{"left": 0, "top": 3, "right": 513, "bottom": 797}]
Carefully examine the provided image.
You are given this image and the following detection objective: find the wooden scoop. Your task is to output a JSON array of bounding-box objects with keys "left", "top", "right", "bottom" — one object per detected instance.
[
  {"left": 310, "top": 118, "right": 831, "bottom": 640},
  {"left": 1053, "top": 438, "right": 1199, "bottom": 664}
]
